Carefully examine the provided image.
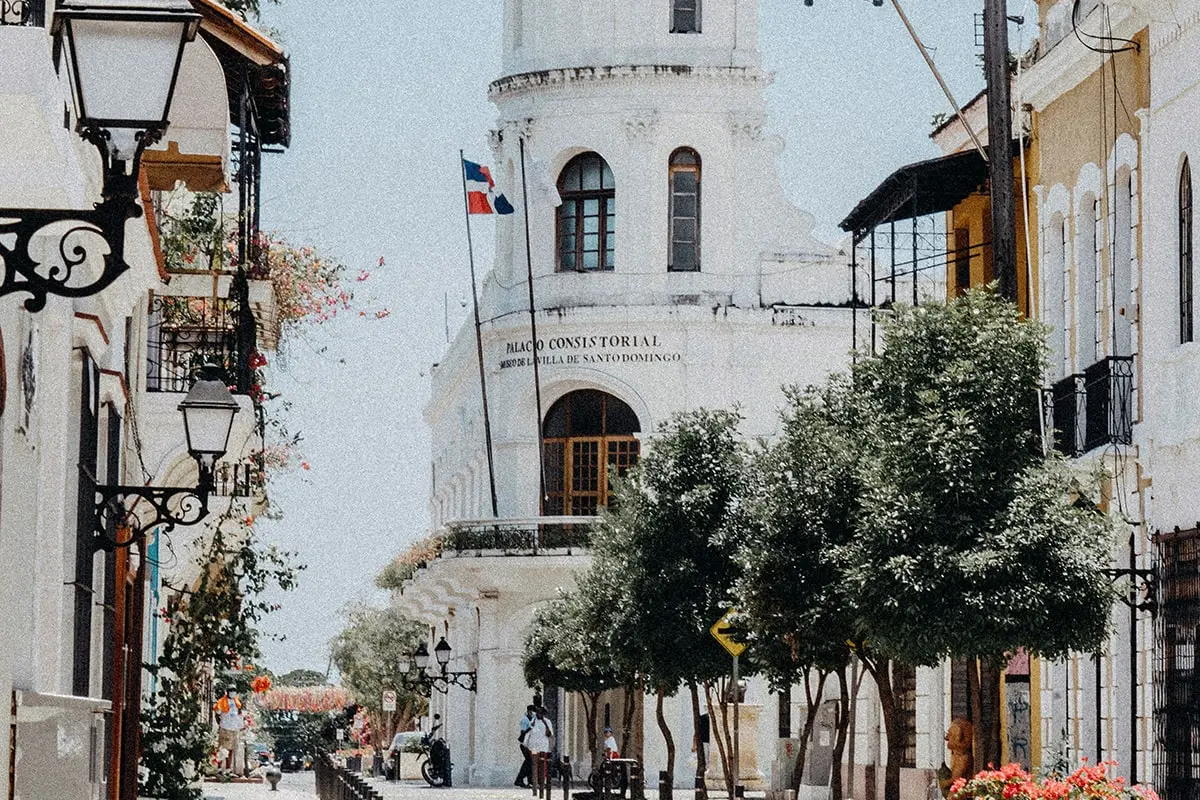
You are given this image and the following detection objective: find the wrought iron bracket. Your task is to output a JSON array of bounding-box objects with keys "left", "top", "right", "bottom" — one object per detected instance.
[
  {"left": 1103, "top": 567, "right": 1158, "bottom": 615},
  {"left": 403, "top": 670, "right": 478, "bottom": 695},
  {"left": 93, "top": 479, "right": 211, "bottom": 553},
  {"left": 0, "top": 128, "right": 152, "bottom": 311}
]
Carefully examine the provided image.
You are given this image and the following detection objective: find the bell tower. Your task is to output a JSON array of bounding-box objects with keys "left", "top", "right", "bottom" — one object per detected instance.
[
  {"left": 484, "top": 0, "right": 828, "bottom": 315},
  {"left": 501, "top": 0, "right": 760, "bottom": 75}
]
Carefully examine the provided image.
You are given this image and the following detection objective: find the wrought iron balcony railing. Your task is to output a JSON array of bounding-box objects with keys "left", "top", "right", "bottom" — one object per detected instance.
[
  {"left": 146, "top": 297, "right": 238, "bottom": 393},
  {"left": 443, "top": 517, "right": 599, "bottom": 556},
  {"left": 0, "top": 0, "right": 45, "bottom": 26},
  {"left": 1045, "top": 355, "right": 1133, "bottom": 458},
  {"left": 212, "top": 462, "right": 263, "bottom": 498}
]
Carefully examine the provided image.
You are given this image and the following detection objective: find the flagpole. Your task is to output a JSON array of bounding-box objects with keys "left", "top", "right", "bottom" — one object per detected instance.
[
  {"left": 459, "top": 150, "right": 499, "bottom": 519},
  {"left": 518, "top": 137, "right": 549, "bottom": 512}
]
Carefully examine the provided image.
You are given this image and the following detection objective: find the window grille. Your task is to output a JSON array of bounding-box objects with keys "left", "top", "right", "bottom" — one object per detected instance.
[
  {"left": 1180, "top": 160, "right": 1193, "bottom": 344},
  {"left": 557, "top": 154, "right": 616, "bottom": 272},
  {"left": 671, "top": 0, "right": 700, "bottom": 33},
  {"left": 669, "top": 149, "right": 702, "bottom": 272}
]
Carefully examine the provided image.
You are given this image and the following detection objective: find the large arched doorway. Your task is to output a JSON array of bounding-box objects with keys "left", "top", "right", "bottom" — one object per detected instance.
[{"left": 542, "top": 389, "right": 640, "bottom": 515}]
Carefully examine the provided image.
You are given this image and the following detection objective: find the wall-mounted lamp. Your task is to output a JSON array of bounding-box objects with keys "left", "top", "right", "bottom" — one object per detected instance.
[
  {"left": 0, "top": 0, "right": 200, "bottom": 311},
  {"left": 93, "top": 365, "right": 239, "bottom": 552}
]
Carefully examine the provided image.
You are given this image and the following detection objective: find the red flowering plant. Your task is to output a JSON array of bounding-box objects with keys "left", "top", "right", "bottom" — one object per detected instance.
[{"left": 949, "top": 761, "right": 1159, "bottom": 800}]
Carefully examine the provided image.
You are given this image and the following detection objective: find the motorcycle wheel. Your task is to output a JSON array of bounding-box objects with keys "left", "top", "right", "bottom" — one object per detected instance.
[{"left": 421, "top": 757, "right": 444, "bottom": 787}]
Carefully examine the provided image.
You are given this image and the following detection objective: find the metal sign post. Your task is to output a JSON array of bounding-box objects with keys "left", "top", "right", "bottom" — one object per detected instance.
[
  {"left": 732, "top": 653, "right": 740, "bottom": 797},
  {"left": 710, "top": 609, "right": 746, "bottom": 797}
]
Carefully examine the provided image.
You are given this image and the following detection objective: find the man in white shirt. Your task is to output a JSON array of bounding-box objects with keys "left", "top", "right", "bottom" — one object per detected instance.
[{"left": 524, "top": 707, "right": 554, "bottom": 793}]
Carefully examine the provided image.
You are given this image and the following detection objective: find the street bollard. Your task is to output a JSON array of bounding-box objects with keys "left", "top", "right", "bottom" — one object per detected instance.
[
  {"left": 659, "top": 770, "right": 673, "bottom": 800},
  {"left": 264, "top": 762, "right": 282, "bottom": 791},
  {"left": 694, "top": 774, "right": 705, "bottom": 800},
  {"left": 560, "top": 755, "right": 571, "bottom": 800}
]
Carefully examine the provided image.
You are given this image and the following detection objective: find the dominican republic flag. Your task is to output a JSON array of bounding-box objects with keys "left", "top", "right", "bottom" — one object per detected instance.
[{"left": 463, "top": 159, "right": 514, "bottom": 215}]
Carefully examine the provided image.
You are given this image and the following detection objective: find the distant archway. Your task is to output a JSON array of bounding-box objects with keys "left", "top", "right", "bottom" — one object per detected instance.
[{"left": 541, "top": 389, "right": 640, "bottom": 515}]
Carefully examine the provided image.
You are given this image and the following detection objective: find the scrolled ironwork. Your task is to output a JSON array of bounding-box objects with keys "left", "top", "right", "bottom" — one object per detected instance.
[
  {"left": 401, "top": 668, "right": 477, "bottom": 695},
  {"left": 93, "top": 477, "right": 212, "bottom": 552},
  {"left": 0, "top": 0, "right": 45, "bottom": 26},
  {"left": 0, "top": 201, "right": 134, "bottom": 312}
]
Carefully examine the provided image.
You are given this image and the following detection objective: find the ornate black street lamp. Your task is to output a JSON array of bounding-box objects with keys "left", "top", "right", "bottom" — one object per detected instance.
[
  {"left": 93, "top": 365, "right": 239, "bottom": 551},
  {"left": 0, "top": 0, "right": 200, "bottom": 311},
  {"left": 400, "top": 638, "right": 477, "bottom": 694}
]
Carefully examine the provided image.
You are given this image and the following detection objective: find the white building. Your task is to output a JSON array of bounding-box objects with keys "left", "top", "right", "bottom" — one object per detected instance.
[
  {"left": 0, "top": 1, "right": 288, "bottom": 797},
  {"left": 396, "top": 0, "right": 859, "bottom": 790},
  {"left": 1138, "top": 3, "right": 1200, "bottom": 797}
]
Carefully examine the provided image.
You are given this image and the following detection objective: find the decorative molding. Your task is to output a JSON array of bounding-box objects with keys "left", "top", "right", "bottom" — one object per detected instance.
[
  {"left": 623, "top": 109, "right": 659, "bottom": 142},
  {"left": 489, "top": 64, "right": 770, "bottom": 100},
  {"left": 729, "top": 112, "right": 765, "bottom": 142},
  {"left": 501, "top": 117, "right": 536, "bottom": 143}
]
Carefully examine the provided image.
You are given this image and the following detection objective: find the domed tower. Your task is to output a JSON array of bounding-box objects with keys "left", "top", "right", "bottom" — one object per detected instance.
[{"left": 482, "top": 0, "right": 833, "bottom": 314}]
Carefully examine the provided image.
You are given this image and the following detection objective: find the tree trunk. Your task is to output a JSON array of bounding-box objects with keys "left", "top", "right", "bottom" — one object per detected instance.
[
  {"left": 583, "top": 691, "right": 601, "bottom": 770},
  {"left": 829, "top": 666, "right": 851, "bottom": 800},
  {"left": 657, "top": 684, "right": 675, "bottom": 783},
  {"left": 620, "top": 682, "right": 638, "bottom": 759},
  {"left": 688, "top": 682, "right": 708, "bottom": 800},
  {"left": 790, "top": 671, "right": 829, "bottom": 791},
  {"left": 705, "top": 681, "right": 736, "bottom": 798},
  {"left": 968, "top": 658, "right": 984, "bottom": 775},
  {"left": 862, "top": 656, "right": 902, "bottom": 800}
]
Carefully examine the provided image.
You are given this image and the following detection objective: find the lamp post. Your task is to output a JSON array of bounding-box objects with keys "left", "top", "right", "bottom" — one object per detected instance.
[
  {"left": 0, "top": 0, "right": 200, "bottom": 311},
  {"left": 400, "top": 638, "right": 477, "bottom": 694},
  {"left": 93, "top": 364, "right": 239, "bottom": 551}
]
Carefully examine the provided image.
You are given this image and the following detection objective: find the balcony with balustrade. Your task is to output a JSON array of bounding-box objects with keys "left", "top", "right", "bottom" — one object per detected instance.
[{"left": 1044, "top": 355, "right": 1134, "bottom": 458}]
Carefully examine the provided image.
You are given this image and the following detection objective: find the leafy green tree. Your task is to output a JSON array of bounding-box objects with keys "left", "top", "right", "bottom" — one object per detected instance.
[
  {"left": 277, "top": 668, "right": 328, "bottom": 687},
  {"left": 839, "top": 291, "right": 1118, "bottom": 800},
  {"left": 329, "top": 604, "right": 426, "bottom": 745},
  {"left": 727, "top": 382, "right": 860, "bottom": 795},
  {"left": 140, "top": 526, "right": 301, "bottom": 800},
  {"left": 523, "top": 588, "right": 631, "bottom": 769},
  {"left": 594, "top": 408, "right": 746, "bottom": 795}
]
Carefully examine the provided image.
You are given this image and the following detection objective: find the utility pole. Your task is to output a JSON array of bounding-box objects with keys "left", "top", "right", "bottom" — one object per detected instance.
[{"left": 984, "top": 0, "right": 1019, "bottom": 302}]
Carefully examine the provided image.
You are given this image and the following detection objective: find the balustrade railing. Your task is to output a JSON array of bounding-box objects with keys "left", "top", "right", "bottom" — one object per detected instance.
[
  {"left": 443, "top": 517, "right": 599, "bottom": 555},
  {"left": 1045, "top": 355, "right": 1133, "bottom": 458},
  {"left": 0, "top": 0, "right": 46, "bottom": 27},
  {"left": 146, "top": 296, "right": 238, "bottom": 393},
  {"left": 213, "top": 462, "right": 263, "bottom": 498}
]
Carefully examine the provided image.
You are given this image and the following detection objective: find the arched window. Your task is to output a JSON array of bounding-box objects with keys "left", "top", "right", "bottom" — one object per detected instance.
[
  {"left": 542, "top": 390, "right": 640, "bottom": 515},
  {"left": 1112, "top": 168, "right": 1133, "bottom": 357},
  {"left": 557, "top": 153, "right": 615, "bottom": 272},
  {"left": 1076, "top": 195, "right": 1099, "bottom": 369},
  {"left": 668, "top": 148, "right": 701, "bottom": 272},
  {"left": 671, "top": 0, "right": 700, "bottom": 33},
  {"left": 1181, "top": 158, "right": 1193, "bottom": 344},
  {"left": 1044, "top": 214, "right": 1067, "bottom": 378}
]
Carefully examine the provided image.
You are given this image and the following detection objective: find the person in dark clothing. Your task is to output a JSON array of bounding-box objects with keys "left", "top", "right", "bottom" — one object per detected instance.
[{"left": 515, "top": 704, "right": 536, "bottom": 787}]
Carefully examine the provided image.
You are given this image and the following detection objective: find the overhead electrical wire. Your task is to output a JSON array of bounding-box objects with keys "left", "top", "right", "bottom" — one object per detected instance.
[{"left": 1071, "top": 0, "right": 1140, "bottom": 54}]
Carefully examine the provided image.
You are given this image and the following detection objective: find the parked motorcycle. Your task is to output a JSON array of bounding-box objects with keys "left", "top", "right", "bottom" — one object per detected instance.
[{"left": 417, "top": 732, "right": 452, "bottom": 787}]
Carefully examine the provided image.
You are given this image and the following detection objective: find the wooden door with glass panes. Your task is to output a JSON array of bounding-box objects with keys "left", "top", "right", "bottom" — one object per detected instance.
[{"left": 542, "top": 390, "right": 641, "bottom": 515}]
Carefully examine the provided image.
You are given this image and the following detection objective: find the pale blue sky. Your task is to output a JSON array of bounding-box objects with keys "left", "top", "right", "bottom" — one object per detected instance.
[{"left": 251, "top": 0, "right": 1035, "bottom": 675}]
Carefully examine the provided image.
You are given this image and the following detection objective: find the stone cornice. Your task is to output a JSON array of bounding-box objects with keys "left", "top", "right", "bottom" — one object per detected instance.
[
  {"left": 1151, "top": 9, "right": 1200, "bottom": 53},
  {"left": 489, "top": 64, "right": 771, "bottom": 101}
]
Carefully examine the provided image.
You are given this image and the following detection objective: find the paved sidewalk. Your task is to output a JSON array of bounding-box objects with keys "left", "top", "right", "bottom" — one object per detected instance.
[{"left": 200, "top": 771, "right": 317, "bottom": 799}]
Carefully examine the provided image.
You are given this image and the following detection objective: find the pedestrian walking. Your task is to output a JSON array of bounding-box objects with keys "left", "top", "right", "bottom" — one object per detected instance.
[
  {"left": 213, "top": 688, "right": 245, "bottom": 775},
  {"left": 524, "top": 706, "right": 554, "bottom": 794},
  {"left": 515, "top": 704, "right": 536, "bottom": 787}
]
